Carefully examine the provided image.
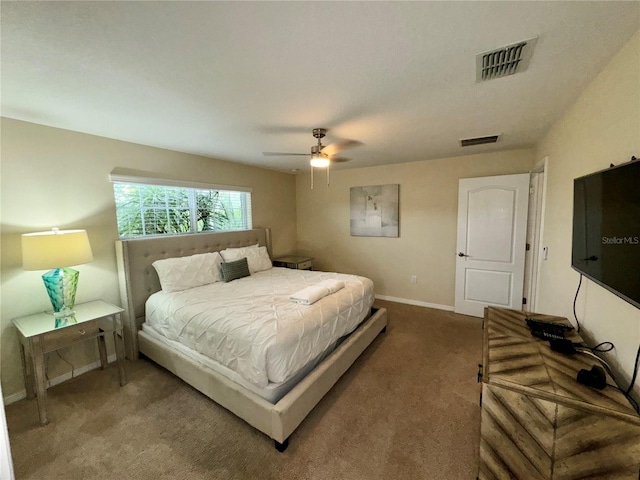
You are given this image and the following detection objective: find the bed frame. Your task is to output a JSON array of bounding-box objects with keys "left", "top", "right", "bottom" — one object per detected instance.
[{"left": 115, "top": 228, "right": 387, "bottom": 451}]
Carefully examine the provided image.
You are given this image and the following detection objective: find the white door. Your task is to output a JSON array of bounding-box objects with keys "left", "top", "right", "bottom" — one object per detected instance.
[{"left": 454, "top": 173, "right": 530, "bottom": 317}]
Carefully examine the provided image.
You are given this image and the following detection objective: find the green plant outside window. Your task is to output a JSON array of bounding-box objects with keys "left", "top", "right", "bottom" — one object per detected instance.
[{"left": 113, "top": 183, "right": 252, "bottom": 238}]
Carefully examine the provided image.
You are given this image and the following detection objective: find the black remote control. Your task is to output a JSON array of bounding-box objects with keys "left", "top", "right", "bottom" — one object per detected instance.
[
  {"left": 526, "top": 318, "right": 574, "bottom": 332},
  {"left": 530, "top": 329, "right": 566, "bottom": 341}
]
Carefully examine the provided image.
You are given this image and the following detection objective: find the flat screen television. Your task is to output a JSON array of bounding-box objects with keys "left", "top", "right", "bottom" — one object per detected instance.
[{"left": 572, "top": 159, "right": 640, "bottom": 309}]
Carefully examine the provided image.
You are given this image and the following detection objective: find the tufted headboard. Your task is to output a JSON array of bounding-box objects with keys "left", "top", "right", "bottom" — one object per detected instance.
[{"left": 115, "top": 228, "right": 271, "bottom": 359}]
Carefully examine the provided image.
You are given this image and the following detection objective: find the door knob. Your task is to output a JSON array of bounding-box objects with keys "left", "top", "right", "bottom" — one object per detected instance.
[{"left": 458, "top": 252, "right": 469, "bottom": 257}]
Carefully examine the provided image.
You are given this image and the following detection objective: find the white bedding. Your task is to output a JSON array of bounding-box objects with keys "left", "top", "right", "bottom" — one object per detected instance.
[{"left": 144, "top": 267, "right": 375, "bottom": 388}]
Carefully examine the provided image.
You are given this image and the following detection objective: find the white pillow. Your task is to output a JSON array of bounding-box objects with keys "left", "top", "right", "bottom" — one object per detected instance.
[
  {"left": 220, "top": 245, "right": 272, "bottom": 274},
  {"left": 152, "top": 252, "right": 223, "bottom": 292}
]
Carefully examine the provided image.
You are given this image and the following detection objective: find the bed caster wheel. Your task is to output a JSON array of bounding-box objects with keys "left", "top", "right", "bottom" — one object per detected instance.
[{"left": 274, "top": 438, "right": 289, "bottom": 452}]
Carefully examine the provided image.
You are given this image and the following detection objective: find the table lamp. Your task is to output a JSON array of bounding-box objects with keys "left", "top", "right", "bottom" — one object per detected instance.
[{"left": 22, "top": 228, "right": 93, "bottom": 318}]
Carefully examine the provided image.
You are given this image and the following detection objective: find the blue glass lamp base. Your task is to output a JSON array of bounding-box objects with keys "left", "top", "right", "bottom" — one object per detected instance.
[{"left": 42, "top": 267, "right": 80, "bottom": 318}]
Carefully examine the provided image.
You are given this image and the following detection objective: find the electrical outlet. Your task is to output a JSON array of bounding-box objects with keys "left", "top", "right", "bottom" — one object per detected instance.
[{"left": 411, "top": 275, "right": 417, "bottom": 284}]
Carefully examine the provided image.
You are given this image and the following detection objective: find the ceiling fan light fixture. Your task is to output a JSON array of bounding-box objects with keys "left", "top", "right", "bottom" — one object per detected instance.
[{"left": 310, "top": 154, "right": 330, "bottom": 168}]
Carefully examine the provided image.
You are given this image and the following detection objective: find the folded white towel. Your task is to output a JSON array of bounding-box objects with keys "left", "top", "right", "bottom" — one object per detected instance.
[
  {"left": 316, "top": 279, "right": 345, "bottom": 294},
  {"left": 289, "top": 280, "right": 345, "bottom": 305}
]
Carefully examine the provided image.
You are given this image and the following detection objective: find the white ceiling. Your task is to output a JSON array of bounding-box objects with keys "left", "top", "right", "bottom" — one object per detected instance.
[{"left": 2, "top": 2, "right": 639, "bottom": 173}]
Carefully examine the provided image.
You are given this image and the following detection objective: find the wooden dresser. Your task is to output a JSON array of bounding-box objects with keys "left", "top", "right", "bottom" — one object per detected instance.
[{"left": 479, "top": 307, "right": 640, "bottom": 480}]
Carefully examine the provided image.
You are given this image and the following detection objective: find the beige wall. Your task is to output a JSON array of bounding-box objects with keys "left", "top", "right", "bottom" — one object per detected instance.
[
  {"left": 295, "top": 149, "right": 534, "bottom": 308},
  {"left": 536, "top": 31, "right": 640, "bottom": 396},
  {"left": 0, "top": 118, "right": 297, "bottom": 399}
]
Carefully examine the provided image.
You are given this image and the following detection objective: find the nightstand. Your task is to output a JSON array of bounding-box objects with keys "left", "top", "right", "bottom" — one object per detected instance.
[
  {"left": 272, "top": 255, "right": 314, "bottom": 270},
  {"left": 12, "top": 300, "right": 127, "bottom": 426}
]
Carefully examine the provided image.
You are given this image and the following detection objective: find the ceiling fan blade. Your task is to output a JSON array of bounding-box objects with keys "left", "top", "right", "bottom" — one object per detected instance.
[
  {"left": 321, "top": 140, "right": 362, "bottom": 157},
  {"left": 331, "top": 157, "right": 351, "bottom": 163},
  {"left": 262, "top": 152, "right": 309, "bottom": 157}
]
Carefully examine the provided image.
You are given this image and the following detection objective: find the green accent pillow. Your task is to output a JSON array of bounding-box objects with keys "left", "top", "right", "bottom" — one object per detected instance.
[{"left": 220, "top": 257, "right": 251, "bottom": 282}]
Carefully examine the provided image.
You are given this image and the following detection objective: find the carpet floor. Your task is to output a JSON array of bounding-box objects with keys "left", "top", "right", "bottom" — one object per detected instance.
[{"left": 6, "top": 300, "right": 483, "bottom": 480}]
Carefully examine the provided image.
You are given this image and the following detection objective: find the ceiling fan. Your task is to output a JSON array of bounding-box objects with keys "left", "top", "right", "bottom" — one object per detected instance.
[{"left": 262, "top": 128, "right": 361, "bottom": 187}]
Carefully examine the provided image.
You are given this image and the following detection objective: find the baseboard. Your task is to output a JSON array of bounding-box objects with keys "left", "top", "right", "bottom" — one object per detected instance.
[
  {"left": 374, "top": 294, "right": 454, "bottom": 312},
  {"left": 3, "top": 354, "right": 117, "bottom": 406}
]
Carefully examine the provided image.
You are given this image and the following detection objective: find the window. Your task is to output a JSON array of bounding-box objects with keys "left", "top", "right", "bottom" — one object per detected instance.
[{"left": 111, "top": 175, "right": 252, "bottom": 239}]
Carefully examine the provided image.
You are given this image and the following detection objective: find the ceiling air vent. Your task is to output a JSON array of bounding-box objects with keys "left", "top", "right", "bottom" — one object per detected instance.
[
  {"left": 460, "top": 135, "right": 501, "bottom": 147},
  {"left": 476, "top": 37, "right": 537, "bottom": 82}
]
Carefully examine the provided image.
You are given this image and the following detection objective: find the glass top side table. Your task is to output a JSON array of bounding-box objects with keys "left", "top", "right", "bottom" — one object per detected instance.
[
  {"left": 272, "top": 255, "right": 314, "bottom": 270},
  {"left": 13, "top": 300, "right": 127, "bottom": 426}
]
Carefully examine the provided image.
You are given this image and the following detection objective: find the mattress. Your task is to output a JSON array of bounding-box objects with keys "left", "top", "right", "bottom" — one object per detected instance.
[{"left": 144, "top": 267, "right": 375, "bottom": 389}]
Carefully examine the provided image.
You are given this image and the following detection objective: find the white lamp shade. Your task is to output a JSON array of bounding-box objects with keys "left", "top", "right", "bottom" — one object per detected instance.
[
  {"left": 22, "top": 229, "right": 93, "bottom": 271},
  {"left": 310, "top": 156, "right": 330, "bottom": 168}
]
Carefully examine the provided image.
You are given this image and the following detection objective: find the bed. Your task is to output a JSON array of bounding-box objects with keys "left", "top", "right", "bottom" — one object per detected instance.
[{"left": 115, "top": 228, "right": 387, "bottom": 451}]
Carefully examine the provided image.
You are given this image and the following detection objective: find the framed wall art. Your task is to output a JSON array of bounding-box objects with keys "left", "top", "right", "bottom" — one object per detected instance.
[{"left": 350, "top": 184, "right": 399, "bottom": 237}]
